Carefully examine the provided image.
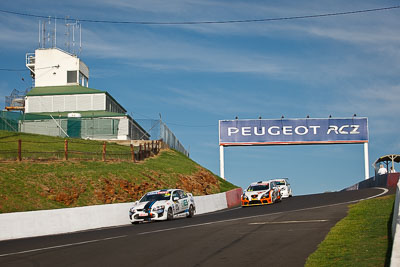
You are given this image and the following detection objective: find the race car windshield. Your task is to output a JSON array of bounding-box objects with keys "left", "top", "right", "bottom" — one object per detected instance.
[
  {"left": 247, "top": 184, "right": 269, "bottom": 191},
  {"left": 140, "top": 193, "right": 171, "bottom": 202},
  {"left": 275, "top": 181, "right": 286, "bottom": 185}
]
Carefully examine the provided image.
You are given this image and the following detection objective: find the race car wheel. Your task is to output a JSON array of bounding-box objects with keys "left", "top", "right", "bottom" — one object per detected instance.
[
  {"left": 187, "top": 205, "right": 194, "bottom": 218},
  {"left": 167, "top": 207, "right": 174, "bottom": 220}
]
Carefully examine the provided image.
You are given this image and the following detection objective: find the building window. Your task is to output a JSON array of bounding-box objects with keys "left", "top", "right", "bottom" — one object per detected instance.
[
  {"left": 67, "top": 71, "right": 77, "bottom": 83},
  {"left": 79, "top": 72, "right": 89, "bottom": 87}
]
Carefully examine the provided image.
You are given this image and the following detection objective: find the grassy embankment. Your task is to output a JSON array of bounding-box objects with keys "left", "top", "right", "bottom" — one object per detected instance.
[
  {"left": 306, "top": 194, "right": 395, "bottom": 267},
  {"left": 0, "top": 130, "right": 237, "bottom": 213}
]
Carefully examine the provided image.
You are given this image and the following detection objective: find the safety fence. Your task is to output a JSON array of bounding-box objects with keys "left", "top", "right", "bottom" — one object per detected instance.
[
  {"left": 1, "top": 111, "right": 188, "bottom": 157},
  {"left": 0, "top": 111, "right": 19, "bottom": 132},
  {"left": 0, "top": 139, "right": 162, "bottom": 162},
  {"left": 136, "top": 119, "right": 189, "bottom": 157}
]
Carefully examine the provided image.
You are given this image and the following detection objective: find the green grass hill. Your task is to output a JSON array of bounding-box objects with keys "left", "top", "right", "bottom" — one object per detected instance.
[{"left": 0, "top": 130, "right": 237, "bottom": 213}]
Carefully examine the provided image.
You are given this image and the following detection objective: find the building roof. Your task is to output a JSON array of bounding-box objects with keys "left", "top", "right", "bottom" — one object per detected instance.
[
  {"left": 23, "top": 110, "right": 126, "bottom": 120},
  {"left": 27, "top": 85, "right": 106, "bottom": 96},
  {"left": 373, "top": 154, "right": 400, "bottom": 168}
]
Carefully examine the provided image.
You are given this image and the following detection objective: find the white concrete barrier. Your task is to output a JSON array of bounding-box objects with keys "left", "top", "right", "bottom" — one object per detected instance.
[
  {"left": 0, "top": 202, "right": 134, "bottom": 241},
  {"left": 193, "top": 193, "right": 228, "bottom": 214},
  {"left": 391, "top": 180, "right": 400, "bottom": 266},
  {"left": 0, "top": 189, "right": 241, "bottom": 241}
]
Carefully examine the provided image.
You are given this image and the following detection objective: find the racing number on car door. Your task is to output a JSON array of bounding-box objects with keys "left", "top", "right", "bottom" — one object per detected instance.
[
  {"left": 178, "top": 190, "right": 189, "bottom": 211},
  {"left": 172, "top": 190, "right": 180, "bottom": 213},
  {"left": 181, "top": 198, "right": 189, "bottom": 211},
  {"left": 178, "top": 190, "right": 189, "bottom": 212},
  {"left": 182, "top": 199, "right": 188, "bottom": 209}
]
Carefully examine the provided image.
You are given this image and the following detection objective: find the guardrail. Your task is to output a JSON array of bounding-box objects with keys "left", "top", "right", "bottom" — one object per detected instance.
[
  {"left": 343, "top": 173, "right": 400, "bottom": 191},
  {"left": 391, "top": 180, "right": 400, "bottom": 266},
  {"left": 0, "top": 188, "right": 242, "bottom": 241}
]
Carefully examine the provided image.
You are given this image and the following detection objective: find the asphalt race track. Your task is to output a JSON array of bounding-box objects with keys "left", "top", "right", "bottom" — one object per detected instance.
[{"left": 0, "top": 188, "right": 388, "bottom": 267}]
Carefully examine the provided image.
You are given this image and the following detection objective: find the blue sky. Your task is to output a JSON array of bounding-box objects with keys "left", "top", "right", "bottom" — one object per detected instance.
[{"left": 1, "top": 0, "right": 399, "bottom": 195}]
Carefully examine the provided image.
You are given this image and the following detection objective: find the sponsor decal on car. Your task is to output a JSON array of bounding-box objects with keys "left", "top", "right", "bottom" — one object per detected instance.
[{"left": 129, "top": 189, "right": 196, "bottom": 224}]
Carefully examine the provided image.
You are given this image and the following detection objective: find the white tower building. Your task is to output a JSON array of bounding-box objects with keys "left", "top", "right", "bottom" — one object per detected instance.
[
  {"left": 21, "top": 46, "right": 148, "bottom": 140},
  {"left": 26, "top": 48, "right": 89, "bottom": 88}
]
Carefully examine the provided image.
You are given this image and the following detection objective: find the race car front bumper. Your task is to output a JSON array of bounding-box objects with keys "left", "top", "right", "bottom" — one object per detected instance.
[
  {"left": 241, "top": 195, "right": 273, "bottom": 206},
  {"left": 129, "top": 209, "right": 167, "bottom": 223}
]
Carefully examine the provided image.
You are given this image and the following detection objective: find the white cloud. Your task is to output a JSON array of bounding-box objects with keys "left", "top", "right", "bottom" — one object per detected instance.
[
  {"left": 2, "top": 1, "right": 399, "bottom": 84},
  {"left": 319, "top": 84, "right": 400, "bottom": 136},
  {"left": 82, "top": 26, "right": 285, "bottom": 75},
  {"left": 0, "top": 15, "right": 37, "bottom": 50},
  {"left": 154, "top": 86, "right": 301, "bottom": 116}
]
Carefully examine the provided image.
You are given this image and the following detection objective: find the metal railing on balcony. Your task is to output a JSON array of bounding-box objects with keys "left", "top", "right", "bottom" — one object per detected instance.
[{"left": 26, "top": 53, "right": 35, "bottom": 65}]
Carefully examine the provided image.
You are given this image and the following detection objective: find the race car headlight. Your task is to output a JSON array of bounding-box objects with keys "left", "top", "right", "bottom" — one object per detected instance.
[
  {"left": 152, "top": 205, "right": 165, "bottom": 212},
  {"left": 281, "top": 188, "right": 286, "bottom": 191},
  {"left": 261, "top": 193, "right": 269, "bottom": 199}
]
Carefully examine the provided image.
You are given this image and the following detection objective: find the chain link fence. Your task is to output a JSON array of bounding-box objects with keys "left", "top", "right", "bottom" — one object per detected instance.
[
  {"left": 0, "top": 112, "right": 188, "bottom": 157},
  {"left": 136, "top": 119, "right": 188, "bottom": 157},
  {"left": 0, "top": 111, "right": 20, "bottom": 132}
]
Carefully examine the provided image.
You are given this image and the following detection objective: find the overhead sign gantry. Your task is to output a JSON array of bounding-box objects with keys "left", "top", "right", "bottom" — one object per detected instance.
[{"left": 218, "top": 117, "right": 369, "bottom": 179}]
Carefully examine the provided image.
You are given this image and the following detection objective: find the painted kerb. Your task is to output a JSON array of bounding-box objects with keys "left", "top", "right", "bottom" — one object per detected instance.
[
  {"left": 0, "top": 188, "right": 242, "bottom": 241},
  {"left": 390, "top": 180, "right": 400, "bottom": 266},
  {"left": 225, "top": 188, "right": 243, "bottom": 208}
]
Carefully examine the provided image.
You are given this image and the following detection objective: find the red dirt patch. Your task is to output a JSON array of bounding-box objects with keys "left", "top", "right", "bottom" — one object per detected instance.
[
  {"left": 43, "top": 185, "right": 86, "bottom": 206},
  {"left": 38, "top": 168, "right": 220, "bottom": 206},
  {"left": 93, "top": 178, "right": 168, "bottom": 204},
  {"left": 176, "top": 168, "right": 220, "bottom": 195}
]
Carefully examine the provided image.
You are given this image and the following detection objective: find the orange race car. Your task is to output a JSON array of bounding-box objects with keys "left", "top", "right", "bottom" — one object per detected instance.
[{"left": 241, "top": 180, "right": 281, "bottom": 207}]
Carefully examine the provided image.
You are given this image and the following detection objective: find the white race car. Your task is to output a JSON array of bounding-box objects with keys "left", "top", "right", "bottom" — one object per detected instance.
[
  {"left": 241, "top": 181, "right": 281, "bottom": 207},
  {"left": 270, "top": 178, "right": 293, "bottom": 198},
  {"left": 129, "top": 189, "right": 196, "bottom": 224}
]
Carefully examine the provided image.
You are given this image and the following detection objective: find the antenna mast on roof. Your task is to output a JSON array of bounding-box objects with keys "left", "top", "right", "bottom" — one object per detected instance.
[
  {"left": 65, "top": 17, "right": 82, "bottom": 56},
  {"left": 38, "top": 17, "right": 56, "bottom": 49}
]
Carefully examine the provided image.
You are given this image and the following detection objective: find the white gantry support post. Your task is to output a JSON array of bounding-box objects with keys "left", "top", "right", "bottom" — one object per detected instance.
[
  {"left": 364, "top": 142, "right": 369, "bottom": 180},
  {"left": 220, "top": 145, "right": 225, "bottom": 180}
]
